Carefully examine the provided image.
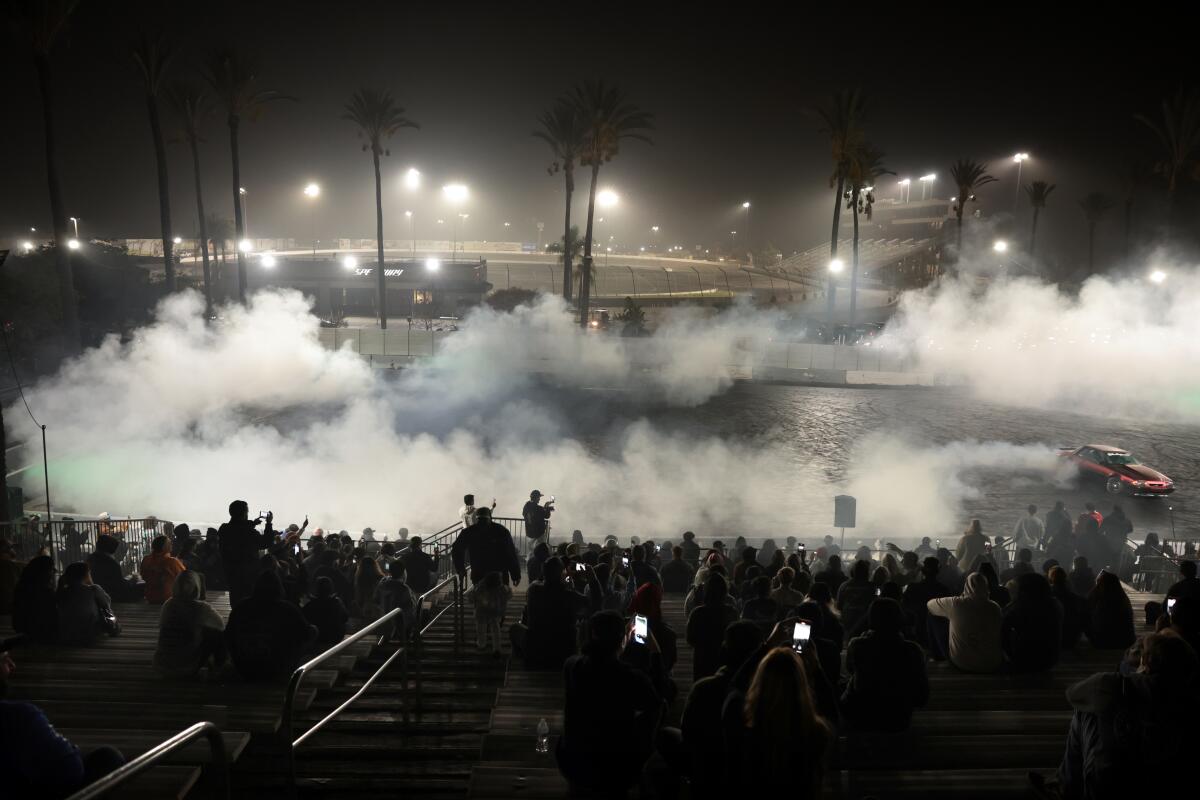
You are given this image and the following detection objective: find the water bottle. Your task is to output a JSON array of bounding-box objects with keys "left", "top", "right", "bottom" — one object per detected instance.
[{"left": 535, "top": 718, "right": 550, "bottom": 753}]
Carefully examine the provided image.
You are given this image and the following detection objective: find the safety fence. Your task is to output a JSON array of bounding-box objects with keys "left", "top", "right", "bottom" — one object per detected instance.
[{"left": 0, "top": 517, "right": 174, "bottom": 574}]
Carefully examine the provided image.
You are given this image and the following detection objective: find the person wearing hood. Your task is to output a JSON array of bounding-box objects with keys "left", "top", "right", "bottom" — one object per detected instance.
[
  {"left": 927, "top": 572, "right": 1003, "bottom": 673},
  {"left": 154, "top": 571, "right": 226, "bottom": 676},
  {"left": 225, "top": 571, "right": 317, "bottom": 681}
]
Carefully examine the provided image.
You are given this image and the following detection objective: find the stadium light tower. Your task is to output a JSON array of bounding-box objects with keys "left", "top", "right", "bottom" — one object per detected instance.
[
  {"left": 404, "top": 168, "right": 421, "bottom": 190},
  {"left": 442, "top": 183, "right": 469, "bottom": 203},
  {"left": 597, "top": 188, "right": 619, "bottom": 208},
  {"left": 993, "top": 239, "right": 1008, "bottom": 253},
  {"left": 304, "top": 182, "right": 321, "bottom": 259},
  {"left": 898, "top": 178, "right": 911, "bottom": 203},
  {"left": 1012, "top": 153, "right": 1030, "bottom": 211},
  {"left": 828, "top": 258, "right": 844, "bottom": 273},
  {"left": 405, "top": 210, "right": 415, "bottom": 259}
]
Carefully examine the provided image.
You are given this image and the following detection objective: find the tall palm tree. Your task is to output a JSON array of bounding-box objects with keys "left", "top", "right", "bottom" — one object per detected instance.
[
  {"left": 12, "top": 0, "right": 81, "bottom": 350},
  {"left": 949, "top": 159, "right": 998, "bottom": 260},
  {"left": 1134, "top": 89, "right": 1200, "bottom": 235},
  {"left": 844, "top": 143, "right": 892, "bottom": 323},
  {"left": 168, "top": 82, "right": 213, "bottom": 317},
  {"left": 571, "top": 81, "right": 653, "bottom": 327},
  {"left": 813, "top": 89, "right": 866, "bottom": 320},
  {"left": 203, "top": 47, "right": 295, "bottom": 304},
  {"left": 1078, "top": 192, "right": 1114, "bottom": 275},
  {"left": 342, "top": 88, "right": 419, "bottom": 330},
  {"left": 1024, "top": 181, "right": 1056, "bottom": 258},
  {"left": 132, "top": 34, "right": 177, "bottom": 291},
  {"left": 206, "top": 214, "right": 233, "bottom": 299},
  {"left": 533, "top": 99, "right": 586, "bottom": 302}
]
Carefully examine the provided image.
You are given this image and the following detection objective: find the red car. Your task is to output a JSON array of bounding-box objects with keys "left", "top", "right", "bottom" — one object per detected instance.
[{"left": 1058, "top": 444, "right": 1175, "bottom": 496}]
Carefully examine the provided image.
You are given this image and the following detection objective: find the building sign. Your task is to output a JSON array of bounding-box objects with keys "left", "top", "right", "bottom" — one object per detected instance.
[{"left": 352, "top": 267, "right": 406, "bottom": 277}]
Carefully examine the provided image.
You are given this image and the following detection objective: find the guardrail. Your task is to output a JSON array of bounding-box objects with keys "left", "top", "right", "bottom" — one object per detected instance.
[
  {"left": 411, "top": 574, "right": 466, "bottom": 710},
  {"left": 65, "top": 721, "right": 228, "bottom": 800},
  {"left": 0, "top": 517, "right": 174, "bottom": 573}
]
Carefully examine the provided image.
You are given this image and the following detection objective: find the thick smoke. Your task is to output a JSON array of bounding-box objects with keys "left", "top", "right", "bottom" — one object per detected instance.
[{"left": 884, "top": 265, "right": 1200, "bottom": 420}]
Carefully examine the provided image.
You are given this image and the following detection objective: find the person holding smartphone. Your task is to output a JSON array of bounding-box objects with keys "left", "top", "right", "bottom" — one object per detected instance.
[
  {"left": 217, "top": 500, "right": 275, "bottom": 606},
  {"left": 522, "top": 490, "right": 554, "bottom": 545}
]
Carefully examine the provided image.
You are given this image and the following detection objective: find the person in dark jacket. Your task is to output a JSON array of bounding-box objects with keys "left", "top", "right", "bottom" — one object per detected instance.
[
  {"left": 1074, "top": 514, "right": 1110, "bottom": 572},
  {"left": 1002, "top": 572, "right": 1062, "bottom": 672},
  {"left": 813, "top": 554, "right": 847, "bottom": 594},
  {"left": 399, "top": 536, "right": 437, "bottom": 596},
  {"left": 1085, "top": 570, "right": 1136, "bottom": 650},
  {"left": 841, "top": 598, "right": 929, "bottom": 732},
  {"left": 225, "top": 571, "right": 317, "bottom": 681},
  {"left": 510, "top": 557, "right": 588, "bottom": 669},
  {"left": 680, "top": 531, "right": 701, "bottom": 567},
  {"left": 1098, "top": 505, "right": 1133, "bottom": 566},
  {"left": 556, "top": 610, "right": 665, "bottom": 795},
  {"left": 686, "top": 573, "right": 739, "bottom": 681},
  {"left": 661, "top": 545, "right": 695, "bottom": 594},
  {"left": 1048, "top": 566, "right": 1088, "bottom": 648},
  {"left": 521, "top": 490, "right": 553, "bottom": 543},
  {"left": 901, "top": 557, "right": 951, "bottom": 650},
  {"left": 302, "top": 576, "right": 350, "bottom": 649},
  {"left": 451, "top": 508, "right": 521, "bottom": 586},
  {"left": 526, "top": 541, "right": 550, "bottom": 585},
  {"left": 85, "top": 535, "right": 142, "bottom": 602},
  {"left": 218, "top": 501, "right": 274, "bottom": 606},
  {"left": 1069, "top": 556, "right": 1097, "bottom": 597},
  {"left": 836, "top": 559, "right": 876, "bottom": 642},
  {"left": 11, "top": 556, "right": 58, "bottom": 643},
  {"left": 56, "top": 563, "right": 119, "bottom": 645}
]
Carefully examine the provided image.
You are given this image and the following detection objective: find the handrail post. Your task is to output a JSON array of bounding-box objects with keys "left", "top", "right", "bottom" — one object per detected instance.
[{"left": 281, "top": 668, "right": 304, "bottom": 795}]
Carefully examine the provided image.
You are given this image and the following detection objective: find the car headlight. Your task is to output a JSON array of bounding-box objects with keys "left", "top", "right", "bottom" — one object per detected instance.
[{"left": 1130, "top": 481, "right": 1144, "bottom": 487}]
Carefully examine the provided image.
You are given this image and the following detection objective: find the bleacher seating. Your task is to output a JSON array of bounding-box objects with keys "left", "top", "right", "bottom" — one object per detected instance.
[{"left": 775, "top": 237, "right": 934, "bottom": 288}]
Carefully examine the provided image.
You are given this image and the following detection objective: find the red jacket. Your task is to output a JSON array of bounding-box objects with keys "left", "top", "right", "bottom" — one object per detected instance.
[{"left": 140, "top": 552, "right": 185, "bottom": 604}]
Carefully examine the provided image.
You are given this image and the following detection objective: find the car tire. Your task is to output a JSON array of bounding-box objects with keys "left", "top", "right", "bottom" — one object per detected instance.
[{"left": 1105, "top": 476, "right": 1125, "bottom": 495}]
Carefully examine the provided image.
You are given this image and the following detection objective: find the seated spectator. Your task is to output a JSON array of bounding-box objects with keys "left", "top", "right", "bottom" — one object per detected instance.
[
  {"left": 56, "top": 563, "right": 119, "bottom": 645},
  {"left": 661, "top": 546, "right": 695, "bottom": 594},
  {"left": 556, "top": 610, "right": 665, "bottom": 795},
  {"left": 225, "top": 571, "right": 317, "bottom": 681},
  {"left": 304, "top": 576, "right": 351, "bottom": 649},
  {"left": 0, "top": 651, "right": 126, "bottom": 796},
  {"left": 937, "top": 547, "right": 965, "bottom": 593},
  {"left": 927, "top": 572, "right": 1003, "bottom": 673},
  {"left": 1029, "top": 632, "right": 1200, "bottom": 799},
  {"left": 836, "top": 559, "right": 876, "bottom": 641},
  {"left": 1146, "top": 559, "right": 1199, "bottom": 626},
  {"left": 400, "top": 536, "right": 436, "bottom": 596},
  {"left": 769, "top": 566, "right": 806, "bottom": 613},
  {"left": 11, "top": 556, "right": 58, "bottom": 643},
  {"left": 1048, "top": 566, "right": 1087, "bottom": 648},
  {"left": 511, "top": 557, "right": 588, "bottom": 670},
  {"left": 1000, "top": 547, "right": 1036, "bottom": 584},
  {"left": 1002, "top": 572, "right": 1062, "bottom": 672},
  {"left": 723, "top": 646, "right": 833, "bottom": 794},
  {"left": 0, "top": 539, "right": 26, "bottom": 615},
  {"left": 86, "top": 535, "right": 142, "bottom": 602},
  {"left": 154, "top": 570, "right": 226, "bottom": 676},
  {"left": 902, "top": 557, "right": 951, "bottom": 652},
  {"left": 1069, "top": 556, "right": 1097, "bottom": 597},
  {"left": 842, "top": 598, "right": 929, "bottom": 732},
  {"left": 814, "top": 554, "right": 847, "bottom": 594},
  {"left": 352, "top": 557, "right": 385, "bottom": 620},
  {"left": 977, "top": 561, "right": 1012, "bottom": 607},
  {"left": 741, "top": 575, "right": 779, "bottom": 630},
  {"left": 1158, "top": 597, "right": 1200, "bottom": 655},
  {"left": 140, "top": 535, "right": 186, "bottom": 605},
  {"left": 526, "top": 541, "right": 550, "bottom": 585},
  {"left": 679, "top": 620, "right": 763, "bottom": 795},
  {"left": 737, "top": 564, "right": 764, "bottom": 604},
  {"left": 686, "top": 573, "right": 740, "bottom": 681},
  {"left": 684, "top": 563, "right": 733, "bottom": 616},
  {"left": 1086, "top": 570, "right": 1136, "bottom": 650}
]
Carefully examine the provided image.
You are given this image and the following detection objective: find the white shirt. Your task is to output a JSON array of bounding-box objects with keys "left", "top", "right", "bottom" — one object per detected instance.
[
  {"left": 927, "top": 595, "right": 1003, "bottom": 673},
  {"left": 459, "top": 505, "right": 477, "bottom": 529},
  {"left": 1011, "top": 515, "right": 1044, "bottom": 549}
]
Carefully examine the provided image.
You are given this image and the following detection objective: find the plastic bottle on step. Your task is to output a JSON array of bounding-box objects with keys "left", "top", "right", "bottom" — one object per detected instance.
[{"left": 535, "top": 718, "right": 550, "bottom": 753}]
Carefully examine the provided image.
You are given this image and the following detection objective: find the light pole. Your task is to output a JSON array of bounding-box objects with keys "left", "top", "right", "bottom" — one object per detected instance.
[
  {"left": 69, "top": 217, "right": 80, "bottom": 238},
  {"left": 828, "top": 258, "right": 844, "bottom": 323},
  {"left": 626, "top": 265, "right": 638, "bottom": 297},
  {"left": 651, "top": 225, "right": 660, "bottom": 253},
  {"left": 662, "top": 267, "right": 673, "bottom": 299},
  {"left": 304, "top": 182, "right": 320, "bottom": 259},
  {"left": 919, "top": 174, "right": 936, "bottom": 201},
  {"left": 456, "top": 213, "right": 469, "bottom": 257},
  {"left": 1012, "top": 153, "right": 1030, "bottom": 212},
  {"left": 742, "top": 201, "right": 751, "bottom": 262},
  {"left": 442, "top": 183, "right": 469, "bottom": 258},
  {"left": 239, "top": 187, "right": 249, "bottom": 242},
  {"left": 898, "top": 178, "right": 911, "bottom": 203},
  {"left": 405, "top": 210, "right": 415, "bottom": 259}
]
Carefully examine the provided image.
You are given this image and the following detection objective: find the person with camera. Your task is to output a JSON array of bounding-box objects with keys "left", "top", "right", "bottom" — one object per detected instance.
[
  {"left": 218, "top": 500, "right": 275, "bottom": 607},
  {"left": 522, "top": 490, "right": 554, "bottom": 545}
]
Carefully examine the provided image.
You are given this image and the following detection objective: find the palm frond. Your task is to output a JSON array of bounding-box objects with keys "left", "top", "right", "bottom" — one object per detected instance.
[
  {"left": 132, "top": 32, "right": 174, "bottom": 96},
  {"left": 342, "top": 87, "right": 419, "bottom": 155}
]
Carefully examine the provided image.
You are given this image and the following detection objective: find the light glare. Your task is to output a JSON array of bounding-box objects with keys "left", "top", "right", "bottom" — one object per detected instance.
[
  {"left": 828, "top": 258, "right": 844, "bottom": 273},
  {"left": 597, "top": 189, "right": 619, "bottom": 208},
  {"left": 261, "top": 255, "right": 277, "bottom": 268},
  {"left": 404, "top": 168, "right": 421, "bottom": 190},
  {"left": 67, "top": 238, "right": 80, "bottom": 250},
  {"left": 343, "top": 255, "right": 358, "bottom": 269},
  {"left": 1149, "top": 269, "right": 1167, "bottom": 284},
  {"left": 993, "top": 240, "right": 1009, "bottom": 253},
  {"left": 425, "top": 258, "right": 440, "bottom": 272},
  {"left": 304, "top": 182, "right": 321, "bottom": 198},
  {"left": 442, "top": 183, "right": 469, "bottom": 203}
]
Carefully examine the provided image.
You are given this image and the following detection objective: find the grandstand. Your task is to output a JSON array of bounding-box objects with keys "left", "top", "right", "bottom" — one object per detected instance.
[{"left": 774, "top": 237, "right": 940, "bottom": 291}]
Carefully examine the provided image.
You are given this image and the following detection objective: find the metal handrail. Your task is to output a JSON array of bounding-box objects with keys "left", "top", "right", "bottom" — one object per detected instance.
[
  {"left": 66, "top": 721, "right": 228, "bottom": 800},
  {"left": 411, "top": 574, "right": 465, "bottom": 708}
]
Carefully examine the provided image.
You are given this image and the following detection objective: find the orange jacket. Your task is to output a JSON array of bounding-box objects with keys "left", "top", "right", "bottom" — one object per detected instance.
[{"left": 140, "top": 552, "right": 186, "bottom": 605}]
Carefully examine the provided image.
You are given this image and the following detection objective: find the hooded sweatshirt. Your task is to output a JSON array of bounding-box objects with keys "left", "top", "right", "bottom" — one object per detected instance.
[
  {"left": 155, "top": 571, "right": 225, "bottom": 674},
  {"left": 927, "top": 573, "right": 1003, "bottom": 673}
]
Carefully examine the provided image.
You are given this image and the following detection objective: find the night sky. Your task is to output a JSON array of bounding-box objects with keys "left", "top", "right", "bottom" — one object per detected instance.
[{"left": 1, "top": 2, "right": 1188, "bottom": 263}]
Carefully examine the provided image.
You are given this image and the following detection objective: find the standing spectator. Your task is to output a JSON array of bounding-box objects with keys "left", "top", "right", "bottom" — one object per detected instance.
[
  {"left": 1075, "top": 514, "right": 1110, "bottom": 570},
  {"left": 471, "top": 571, "right": 512, "bottom": 655},
  {"left": 555, "top": 611, "right": 665, "bottom": 796},
  {"left": 927, "top": 572, "right": 1003, "bottom": 672},
  {"left": 1048, "top": 566, "right": 1088, "bottom": 648},
  {"left": 741, "top": 576, "right": 779, "bottom": 631},
  {"left": 154, "top": 571, "right": 226, "bottom": 676},
  {"left": 521, "top": 490, "right": 554, "bottom": 545},
  {"left": 955, "top": 519, "right": 990, "bottom": 571},
  {"left": 225, "top": 571, "right": 317, "bottom": 681},
  {"left": 1084, "top": 502, "right": 1103, "bottom": 526},
  {"left": 914, "top": 537, "right": 936, "bottom": 559},
  {"left": 661, "top": 546, "right": 695, "bottom": 594},
  {"left": 510, "top": 557, "right": 588, "bottom": 669},
  {"left": 686, "top": 573, "right": 740, "bottom": 681},
  {"left": 304, "top": 576, "right": 351, "bottom": 649},
  {"left": 836, "top": 560, "right": 876, "bottom": 642},
  {"left": 56, "top": 563, "right": 120, "bottom": 645},
  {"left": 1002, "top": 573, "right": 1062, "bottom": 672},
  {"left": 0, "top": 539, "right": 26, "bottom": 614},
  {"left": 628, "top": 544, "right": 662, "bottom": 593},
  {"left": 11, "top": 556, "right": 58, "bottom": 643},
  {"left": 1147, "top": 560, "right": 1200, "bottom": 626},
  {"left": 1012, "top": 505, "right": 1044, "bottom": 551},
  {"left": 1085, "top": 571, "right": 1136, "bottom": 650},
  {"left": 452, "top": 507, "right": 521, "bottom": 586},
  {"left": 732, "top": 546, "right": 759, "bottom": 590},
  {"left": 1000, "top": 548, "right": 1036, "bottom": 584},
  {"left": 1098, "top": 505, "right": 1133, "bottom": 566},
  {"left": 629, "top": 580, "right": 677, "bottom": 673},
  {"left": 680, "top": 531, "right": 701, "bottom": 567},
  {"left": 841, "top": 598, "right": 929, "bottom": 732},
  {"left": 814, "top": 554, "right": 847, "bottom": 594},
  {"left": 400, "top": 536, "right": 437, "bottom": 596},
  {"left": 375, "top": 560, "right": 417, "bottom": 640},
  {"left": 218, "top": 501, "right": 274, "bottom": 606},
  {"left": 353, "top": 557, "right": 385, "bottom": 620},
  {"left": 140, "top": 536, "right": 186, "bottom": 605}
]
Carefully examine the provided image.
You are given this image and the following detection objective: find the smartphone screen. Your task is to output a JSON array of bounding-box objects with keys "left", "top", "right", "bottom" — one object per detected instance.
[
  {"left": 875, "top": 587, "right": 881, "bottom": 596},
  {"left": 792, "top": 622, "right": 811, "bottom": 652},
  {"left": 799, "top": 543, "right": 806, "bottom": 551},
  {"left": 634, "top": 615, "right": 648, "bottom": 645},
  {"left": 1167, "top": 598, "right": 1177, "bottom": 613},
  {"left": 574, "top": 562, "right": 585, "bottom": 573},
  {"left": 622, "top": 557, "right": 630, "bottom": 568}
]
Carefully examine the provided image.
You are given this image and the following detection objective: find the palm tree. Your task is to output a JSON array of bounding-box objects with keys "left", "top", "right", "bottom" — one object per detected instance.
[
  {"left": 533, "top": 99, "right": 586, "bottom": 302},
  {"left": 206, "top": 214, "right": 233, "bottom": 299},
  {"left": 844, "top": 143, "right": 892, "bottom": 323},
  {"left": 949, "top": 159, "right": 998, "bottom": 259},
  {"left": 813, "top": 89, "right": 866, "bottom": 319},
  {"left": 13, "top": 0, "right": 81, "bottom": 350},
  {"left": 1078, "top": 192, "right": 1114, "bottom": 275},
  {"left": 203, "top": 47, "right": 295, "bottom": 304},
  {"left": 132, "top": 34, "right": 177, "bottom": 291},
  {"left": 571, "top": 81, "right": 653, "bottom": 327},
  {"left": 168, "top": 83, "right": 214, "bottom": 317},
  {"left": 1134, "top": 89, "right": 1200, "bottom": 235},
  {"left": 1024, "top": 181, "right": 1056, "bottom": 258},
  {"left": 342, "top": 88, "right": 419, "bottom": 330}
]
